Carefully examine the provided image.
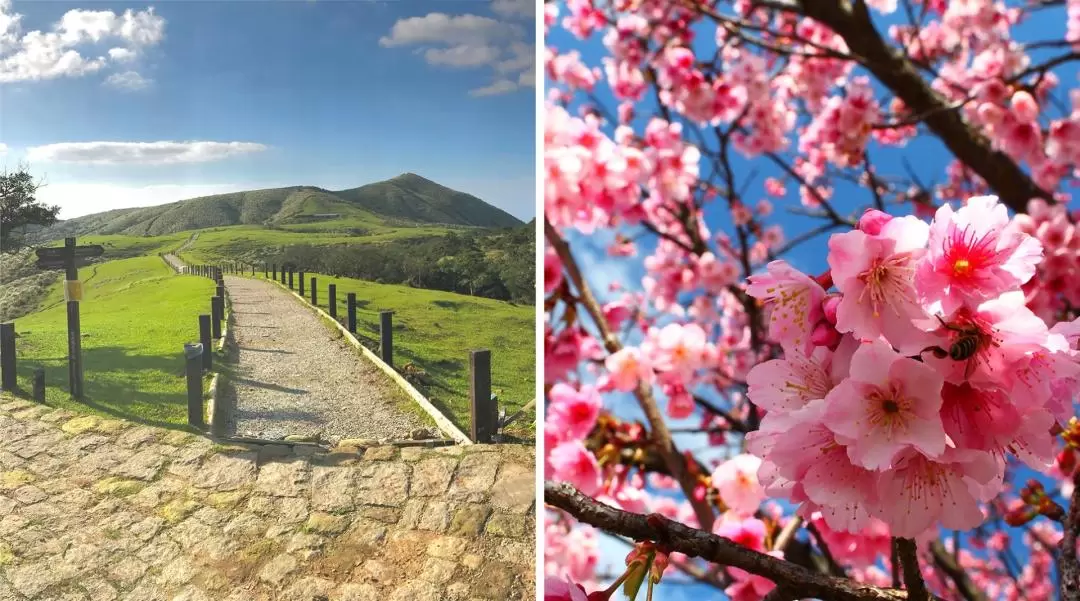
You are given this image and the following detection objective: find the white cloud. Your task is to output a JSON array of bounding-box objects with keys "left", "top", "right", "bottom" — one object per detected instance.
[
  {"left": 424, "top": 44, "right": 501, "bottom": 68},
  {"left": 58, "top": 10, "right": 117, "bottom": 45},
  {"left": 108, "top": 47, "right": 135, "bottom": 62},
  {"left": 470, "top": 79, "right": 518, "bottom": 97},
  {"left": 381, "top": 12, "right": 532, "bottom": 98},
  {"left": 0, "top": 0, "right": 21, "bottom": 54},
  {"left": 26, "top": 141, "right": 268, "bottom": 165},
  {"left": 517, "top": 67, "right": 534, "bottom": 87},
  {"left": 0, "top": 3, "right": 164, "bottom": 83},
  {"left": 36, "top": 182, "right": 263, "bottom": 219},
  {"left": 104, "top": 70, "right": 151, "bottom": 90},
  {"left": 495, "top": 41, "right": 533, "bottom": 74},
  {"left": 491, "top": 0, "right": 534, "bottom": 19},
  {"left": 379, "top": 13, "right": 520, "bottom": 47}
]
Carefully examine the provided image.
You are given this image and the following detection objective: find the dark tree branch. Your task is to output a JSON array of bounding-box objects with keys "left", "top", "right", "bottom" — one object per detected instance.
[
  {"left": 896, "top": 538, "right": 929, "bottom": 601},
  {"left": 1060, "top": 471, "right": 1080, "bottom": 601},
  {"left": 793, "top": 0, "right": 1053, "bottom": 212},
  {"left": 928, "top": 541, "right": 987, "bottom": 601},
  {"left": 546, "top": 480, "right": 936, "bottom": 601}
]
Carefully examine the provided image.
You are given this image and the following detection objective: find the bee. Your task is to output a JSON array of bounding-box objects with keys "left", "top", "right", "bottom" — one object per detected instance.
[{"left": 921, "top": 315, "right": 985, "bottom": 379}]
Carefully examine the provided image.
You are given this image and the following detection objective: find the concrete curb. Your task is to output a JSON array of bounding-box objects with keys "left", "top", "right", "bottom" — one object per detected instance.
[
  {"left": 261, "top": 275, "right": 473, "bottom": 446},
  {"left": 207, "top": 283, "right": 235, "bottom": 437}
]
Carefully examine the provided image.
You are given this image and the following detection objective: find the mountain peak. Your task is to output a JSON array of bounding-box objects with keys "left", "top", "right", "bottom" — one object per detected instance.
[{"left": 392, "top": 172, "right": 434, "bottom": 185}]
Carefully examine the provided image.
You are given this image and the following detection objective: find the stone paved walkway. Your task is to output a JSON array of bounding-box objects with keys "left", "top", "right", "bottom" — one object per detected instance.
[{"left": 0, "top": 397, "right": 535, "bottom": 601}]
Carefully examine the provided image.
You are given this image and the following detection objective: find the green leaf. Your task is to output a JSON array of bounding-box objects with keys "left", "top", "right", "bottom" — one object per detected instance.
[{"left": 622, "top": 561, "right": 647, "bottom": 601}]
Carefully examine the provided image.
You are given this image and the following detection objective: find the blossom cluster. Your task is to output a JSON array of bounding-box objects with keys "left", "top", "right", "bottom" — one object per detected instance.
[
  {"left": 544, "top": 0, "right": 1080, "bottom": 596},
  {"left": 745, "top": 196, "right": 1080, "bottom": 538}
]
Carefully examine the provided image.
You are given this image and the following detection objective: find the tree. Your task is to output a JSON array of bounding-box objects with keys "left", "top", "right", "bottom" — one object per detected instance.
[
  {"left": 0, "top": 167, "right": 57, "bottom": 252},
  {"left": 544, "top": 2, "right": 1080, "bottom": 601}
]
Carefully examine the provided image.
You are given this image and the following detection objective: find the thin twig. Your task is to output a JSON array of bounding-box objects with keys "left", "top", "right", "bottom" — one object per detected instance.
[
  {"left": 896, "top": 538, "right": 929, "bottom": 601},
  {"left": 546, "top": 219, "right": 715, "bottom": 532},
  {"left": 929, "top": 541, "right": 987, "bottom": 601},
  {"left": 1060, "top": 471, "right": 1080, "bottom": 601}
]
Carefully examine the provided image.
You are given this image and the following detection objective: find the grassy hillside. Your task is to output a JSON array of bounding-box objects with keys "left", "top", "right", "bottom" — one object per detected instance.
[
  {"left": 171, "top": 224, "right": 451, "bottom": 265},
  {"left": 0, "top": 250, "right": 61, "bottom": 323},
  {"left": 41, "top": 232, "right": 193, "bottom": 256},
  {"left": 6, "top": 255, "right": 216, "bottom": 429},
  {"left": 28, "top": 173, "right": 523, "bottom": 242},
  {"left": 264, "top": 271, "right": 535, "bottom": 437},
  {"left": 335, "top": 173, "right": 523, "bottom": 228}
]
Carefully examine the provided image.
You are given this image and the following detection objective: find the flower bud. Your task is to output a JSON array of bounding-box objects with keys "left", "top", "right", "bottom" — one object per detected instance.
[
  {"left": 1059, "top": 448, "right": 1076, "bottom": 474},
  {"left": 858, "top": 209, "right": 893, "bottom": 235},
  {"left": 822, "top": 295, "right": 841, "bottom": 325},
  {"left": 1012, "top": 90, "right": 1039, "bottom": 124},
  {"left": 811, "top": 320, "right": 842, "bottom": 350},
  {"left": 1004, "top": 505, "right": 1037, "bottom": 527}
]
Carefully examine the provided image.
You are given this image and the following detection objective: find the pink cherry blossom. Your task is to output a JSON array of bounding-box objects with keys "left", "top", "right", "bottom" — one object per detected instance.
[
  {"left": 713, "top": 516, "right": 768, "bottom": 551},
  {"left": 917, "top": 195, "right": 1044, "bottom": 314},
  {"left": 824, "top": 339, "right": 947, "bottom": 470},
  {"left": 603, "top": 347, "right": 653, "bottom": 392},
  {"left": 545, "top": 246, "right": 564, "bottom": 294},
  {"left": 746, "top": 346, "right": 834, "bottom": 414},
  {"left": 877, "top": 449, "right": 1000, "bottom": 538},
  {"left": 828, "top": 215, "right": 936, "bottom": 354},
  {"left": 544, "top": 578, "right": 590, "bottom": 601},
  {"left": 746, "top": 260, "right": 825, "bottom": 355},
  {"left": 544, "top": 0, "right": 1080, "bottom": 595},
  {"left": 549, "top": 441, "right": 603, "bottom": 497},
  {"left": 711, "top": 454, "right": 766, "bottom": 516},
  {"left": 646, "top": 323, "right": 709, "bottom": 380},
  {"left": 547, "top": 383, "right": 603, "bottom": 441}
]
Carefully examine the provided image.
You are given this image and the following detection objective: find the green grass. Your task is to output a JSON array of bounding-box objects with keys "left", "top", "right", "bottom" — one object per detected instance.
[
  {"left": 42, "top": 232, "right": 193, "bottom": 259},
  {"left": 173, "top": 224, "right": 452, "bottom": 264},
  {"left": 6, "top": 255, "right": 217, "bottom": 429},
  {"left": 12, "top": 224, "right": 535, "bottom": 440},
  {"left": 258, "top": 271, "right": 535, "bottom": 438}
]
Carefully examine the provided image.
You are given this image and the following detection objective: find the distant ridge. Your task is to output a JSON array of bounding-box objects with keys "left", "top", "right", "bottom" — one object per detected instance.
[{"left": 29, "top": 173, "right": 524, "bottom": 241}]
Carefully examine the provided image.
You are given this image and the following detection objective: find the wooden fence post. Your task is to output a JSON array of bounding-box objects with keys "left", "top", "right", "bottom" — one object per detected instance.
[
  {"left": 199, "top": 315, "right": 213, "bottom": 370},
  {"left": 32, "top": 368, "right": 45, "bottom": 403},
  {"left": 311, "top": 278, "right": 317, "bottom": 305},
  {"left": 380, "top": 311, "right": 393, "bottom": 367},
  {"left": 469, "top": 349, "right": 496, "bottom": 443},
  {"left": 288, "top": 270, "right": 294, "bottom": 290},
  {"left": 184, "top": 343, "right": 205, "bottom": 429},
  {"left": 211, "top": 296, "right": 223, "bottom": 338},
  {"left": 272, "top": 264, "right": 277, "bottom": 280},
  {"left": 328, "top": 285, "right": 337, "bottom": 318},
  {"left": 347, "top": 293, "right": 357, "bottom": 333},
  {"left": 0, "top": 322, "right": 15, "bottom": 391},
  {"left": 216, "top": 284, "right": 225, "bottom": 299},
  {"left": 299, "top": 272, "right": 305, "bottom": 296}
]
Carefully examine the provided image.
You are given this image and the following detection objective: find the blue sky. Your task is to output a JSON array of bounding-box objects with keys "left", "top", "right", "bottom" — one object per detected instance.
[
  {"left": 547, "top": 3, "right": 1079, "bottom": 599},
  {"left": 0, "top": 0, "right": 537, "bottom": 220}
]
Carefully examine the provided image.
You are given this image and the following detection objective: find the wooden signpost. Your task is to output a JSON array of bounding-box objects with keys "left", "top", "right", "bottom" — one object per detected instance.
[{"left": 34, "top": 238, "right": 103, "bottom": 399}]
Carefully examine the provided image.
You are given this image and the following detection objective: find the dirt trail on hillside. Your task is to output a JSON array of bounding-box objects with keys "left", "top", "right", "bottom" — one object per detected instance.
[{"left": 223, "top": 276, "right": 426, "bottom": 444}]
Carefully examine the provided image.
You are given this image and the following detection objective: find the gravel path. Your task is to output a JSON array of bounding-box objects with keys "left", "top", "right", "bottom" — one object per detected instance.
[
  {"left": 223, "top": 276, "right": 426, "bottom": 444},
  {"left": 161, "top": 253, "right": 185, "bottom": 273}
]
